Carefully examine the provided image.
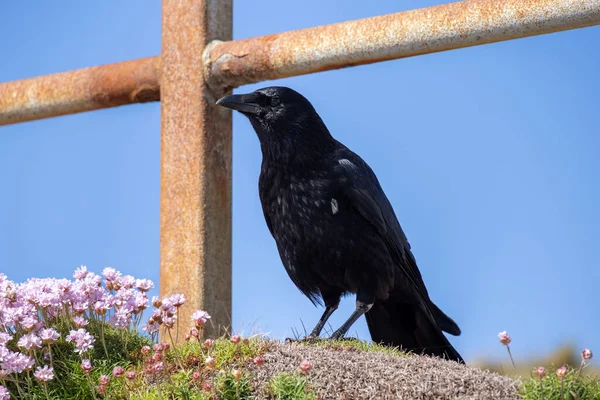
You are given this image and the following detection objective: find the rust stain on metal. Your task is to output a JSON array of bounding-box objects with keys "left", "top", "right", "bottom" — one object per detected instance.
[
  {"left": 160, "top": 0, "right": 233, "bottom": 341},
  {"left": 207, "top": 0, "right": 600, "bottom": 88},
  {"left": 0, "top": 57, "right": 160, "bottom": 126}
]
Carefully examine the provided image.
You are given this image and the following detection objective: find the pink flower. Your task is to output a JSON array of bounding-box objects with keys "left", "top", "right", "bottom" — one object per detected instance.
[
  {"left": 39, "top": 328, "right": 60, "bottom": 344},
  {"left": 22, "top": 316, "right": 39, "bottom": 331},
  {"left": 152, "top": 296, "right": 162, "bottom": 307},
  {"left": 498, "top": 331, "right": 511, "bottom": 345},
  {"left": 66, "top": 329, "right": 95, "bottom": 354},
  {"left": 190, "top": 328, "right": 199, "bottom": 338},
  {"left": 185, "top": 333, "right": 191, "bottom": 341},
  {"left": 102, "top": 267, "right": 121, "bottom": 282},
  {"left": 0, "top": 333, "right": 12, "bottom": 346},
  {"left": 97, "top": 384, "right": 107, "bottom": 395},
  {"left": 556, "top": 365, "right": 567, "bottom": 378},
  {"left": 153, "top": 362, "right": 164, "bottom": 373},
  {"left": 253, "top": 355, "right": 265, "bottom": 366},
  {"left": 230, "top": 334, "right": 241, "bottom": 344},
  {"left": 125, "top": 370, "right": 136, "bottom": 380},
  {"left": 203, "top": 382, "right": 212, "bottom": 391},
  {"left": 73, "top": 316, "right": 89, "bottom": 328},
  {"left": 536, "top": 366, "right": 546, "bottom": 378},
  {"left": 120, "top": 275, "right": 136, "bottom": 289},
  {"left": 113, "top": 366, "right": 125, "bottom": 378},
  {"left": 153, "top": 343, "right": 163, "bottom": 352},
  {"left": 136, "top": 279, "right": 154, "bottom": 292},
  {"left": 73, "top": 265, "right": 89, "bottom": 280},
  {"left": 17, "top": 333, "right": 42, "bottom": 351},
  {"left": 81, "top": 359, "right": 92, "bottom": 374},
  {"left": 170, "top": 293, "right": 186, "bottom": 308},
  {"left": 204, "top": 339, "right": 214, "bottom": 348},
  {"left": 191, "top": 310, "right": 211, "bottom": 327},
  {"left": 582, "top": 349, "right": 593, "bottom": 360},
  {"left": 0, "top": 385, "right": 9, "bottom": 400},
  {"left": 34, "top": 365, "right": 54, "bottom": 382},
  {"left": 99, "top": 375, "right": 110, "bottom": 386},
  {"left": 192, "top": 370, "right": 201, "bottom": 381},
  {"left": 205, "top": 357, "right": 216, "bottom": 368},
  {"left": 299, "top": 359, "right": 312, "bottom": 374},
  {"left": 141, "top": 346, "right": 151, "bottom": 355},
  {"left": 94, "top": 301, "right": 108, "bottom": 315}
]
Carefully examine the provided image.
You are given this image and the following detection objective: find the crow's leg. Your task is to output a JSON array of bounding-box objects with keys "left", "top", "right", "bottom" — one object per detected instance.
[
  {"left": 330, "top": 288, "right": 374, "bottom": 340},
  {"left": 330, "top": 301, "right": 372, "bottom": 340},
  {"left": 309, "top": 290, "right": 341, "bottom": 338}
]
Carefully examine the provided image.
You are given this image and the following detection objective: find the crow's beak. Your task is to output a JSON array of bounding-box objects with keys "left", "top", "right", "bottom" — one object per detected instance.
[{"left": 216, "top": 94, "right": 261, "bottom": 114}]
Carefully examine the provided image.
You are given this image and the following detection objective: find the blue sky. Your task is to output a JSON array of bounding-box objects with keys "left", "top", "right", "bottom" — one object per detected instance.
[{"left": 1, "top": 1, "right": 599, "bottom": 363}]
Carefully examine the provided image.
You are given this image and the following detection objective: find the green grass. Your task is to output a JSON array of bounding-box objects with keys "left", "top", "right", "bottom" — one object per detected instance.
[
  {"left": 299, "top": 336, "right": 406, "bottom": 357},
  {"left": 520, "top": 367, "right": 600, "bottom": 400},
  {"left": 268, "top": 372, "right": 317, "bottom": 400},
  {"left": 5, "top": 318, "right": 150, "bottom": 400}
]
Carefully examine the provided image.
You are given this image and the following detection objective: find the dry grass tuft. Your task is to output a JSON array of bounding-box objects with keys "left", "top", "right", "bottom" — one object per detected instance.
[{"left": 248, "top": 342, "right": 520, "bottom": 399}]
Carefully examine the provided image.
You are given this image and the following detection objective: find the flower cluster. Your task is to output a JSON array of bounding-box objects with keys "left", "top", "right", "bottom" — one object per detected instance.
[{"left": 0, "top": 266, "right": 202, "bottom": 399}]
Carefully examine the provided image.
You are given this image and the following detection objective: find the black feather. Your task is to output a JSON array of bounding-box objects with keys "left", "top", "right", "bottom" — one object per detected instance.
[{"left": 217, "top": 86, "right": 464, "bottom": 363}]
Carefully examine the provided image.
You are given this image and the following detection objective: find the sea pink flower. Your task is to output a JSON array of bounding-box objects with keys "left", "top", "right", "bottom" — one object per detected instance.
[
  {"left": 73, "top": 316, "right": 89, "bottom": 328},
  {"left": 17, "top": 333, "right": 42, "bottom": 351},
  {"left": 556, "top": 365, "right": 567, "bottom": 378},
  {"left": 0, "top": 334, "right": 12, "bottom": 346},
  {"left": 0, "top": 385, "right": 9, "bottom": 400},
  {"left": 582, "top": 349, "right": 593, "bottom": 360},
  {"left": 39, "top": 328, "right": 60, "bottom": 344},
  {"left": 102, "top": 267, "right": 121, "bottom": 282},
  {"left": 299, "top": 359, "right": 312, "bottom": 374},
  {"left": 81, "top": 359, "right": 92, "bottom": 374},
  {"left": 99, "top": 375, "right": 110, "bottom": 386},
  {"left": 205, "top": 357, "right": 216, "bottom": 368},
  {"left": 536, "top": 366, "right": 546, "bottom": 378},
  {"left": 498, "top": 331, "right": 511, "bottom": 345},
  {"left": 34, "top": 365, "right": 54, "bottom": 382},
  {"left": 125, "top": 370, "right": 136, "bottom": 380},
  {"left": 192, "top": 370, "right": 201, "bottom": 381},
  {"left": 191, "top": 310, "right": 211, "bottom": 327},
  {"left": 204, "top": 339, "right": 214, "bottom": 348},
  {"left": 66, "top": 329, "right": 95, "bottom": 354},
  {"left": 73, "top": 265, "right": 89, "bottom": 280},
  {"left": 203, "top": 382, "right": 212, "bottom": 391},
  {"left": 231, "top": 369, "right": 242, "bottom": 380},
  {"left": 136, "top": 279, "right": 154, "bottom": 292},
  {"left": 230, "top": 334, "right": 241, "bottom": 344},
  {"left": 113, "top": 366, "right": 125, "bottom": 378},
  {"left": 253, "top": 355, "right": 265, "bottom": 366}
]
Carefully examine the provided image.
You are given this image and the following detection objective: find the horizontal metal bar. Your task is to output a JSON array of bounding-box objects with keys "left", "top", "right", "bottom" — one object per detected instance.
[
  {"left": 0, "top": 57, "right": 160, "bottom": 126},
  {"left": 206, "top": 0, "right": 600, "bottom": 88},
  {"left": 1, "top": 0, "right": 599, "bottom": 126}
]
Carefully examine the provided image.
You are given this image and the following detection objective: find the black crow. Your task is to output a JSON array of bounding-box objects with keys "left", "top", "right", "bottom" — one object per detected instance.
[{"left": 217, "top": 86, "right": 464, "bottom": 363}]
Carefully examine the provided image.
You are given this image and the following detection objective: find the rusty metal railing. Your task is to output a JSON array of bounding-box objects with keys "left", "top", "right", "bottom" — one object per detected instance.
[{"left": 1, "top": 0, "right": 598, "bottom": 337}]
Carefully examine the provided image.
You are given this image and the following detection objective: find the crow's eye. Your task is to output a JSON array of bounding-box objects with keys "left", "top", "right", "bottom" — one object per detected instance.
[{"left": 270, "top": 96, "right": 281, "bottom": 107}]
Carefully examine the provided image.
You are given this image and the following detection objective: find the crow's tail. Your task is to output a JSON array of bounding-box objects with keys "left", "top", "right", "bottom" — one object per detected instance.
[{"left": 365, "top": 299, "right": 464, "bottom": 364}]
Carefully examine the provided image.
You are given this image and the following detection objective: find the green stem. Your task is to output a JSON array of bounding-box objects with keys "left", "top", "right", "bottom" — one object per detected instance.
[
  {"left": 506, "top": 345, "right": 516, "bottom": 369},
  {"left": 576, "top": 360, "right": 585, "bottom": 380},
  {"left": 46, "top": 344, "right": 54, "bottom": 369},
  {"left": 176, "top": 309, "right": 180, "bottom": 344},
  {"left": 43, "top": 382, "right": 50, "bottom": 400},
  {"left": 100, "top": 315, "right": 110, "bottom": 360}
]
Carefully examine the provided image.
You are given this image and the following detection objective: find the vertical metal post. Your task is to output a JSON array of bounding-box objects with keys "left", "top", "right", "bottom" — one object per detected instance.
[{"left": 160, "top": 0, "right": 232, "bottom": 339}]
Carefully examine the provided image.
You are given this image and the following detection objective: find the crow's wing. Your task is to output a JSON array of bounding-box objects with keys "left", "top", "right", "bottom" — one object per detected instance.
[{"left": 334, "top": 148, "right": 437, "bottom": 324}]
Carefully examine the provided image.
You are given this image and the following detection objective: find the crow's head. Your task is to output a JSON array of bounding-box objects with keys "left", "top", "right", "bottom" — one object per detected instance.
[{"left": 216, "top": 86, "right": 332, "bottom": 151}]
